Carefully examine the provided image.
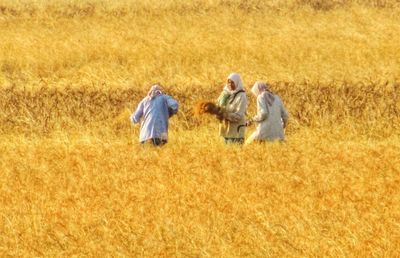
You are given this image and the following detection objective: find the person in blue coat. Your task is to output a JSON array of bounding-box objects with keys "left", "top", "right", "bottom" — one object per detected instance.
[{"left": 131, "top": 84, "right": 179, "bottom": 146}]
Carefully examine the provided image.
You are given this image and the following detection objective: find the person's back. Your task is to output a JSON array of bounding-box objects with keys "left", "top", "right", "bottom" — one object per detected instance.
[
  {"left": 259, "top": 93, "right": 288, "bottom": 141},
  {"left": 246, "top": 81, "right": 288, "bottom": 144},
  {"left": 131, "top": 85, "right": 178, "bottom": 145}
]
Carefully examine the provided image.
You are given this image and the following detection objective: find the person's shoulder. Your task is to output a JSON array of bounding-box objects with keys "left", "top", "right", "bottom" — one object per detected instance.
[
  {"left": 237, "top": 90, "right": 247, "bottom": 98},
  {"left": 162, "top": 94, "right": 175, "bottom": 100},
  {"left": 236, "top": 91, "right": 247, "bottom": 103},
  {"left": 274, "top": 95, "right": 286, "bottom": 106},
  {"left": 275, "top": 94, "right": 283, "bottom": 103},
  {"left": 257, "top": 92, "right": 268, "bottom": 101},
  {"left": 162, "top": 94, "right": 178, "bottom": 103}
]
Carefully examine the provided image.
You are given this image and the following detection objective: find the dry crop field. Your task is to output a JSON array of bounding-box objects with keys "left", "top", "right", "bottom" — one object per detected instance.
[{"left": 1, "top": 0, "right": 400, "bottom": 256}]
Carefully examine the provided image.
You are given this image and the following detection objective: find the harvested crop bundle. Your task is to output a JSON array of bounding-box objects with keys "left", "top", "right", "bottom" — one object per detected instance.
[{"left": 194, "top": 101, "right": 225, "bottom": 120}]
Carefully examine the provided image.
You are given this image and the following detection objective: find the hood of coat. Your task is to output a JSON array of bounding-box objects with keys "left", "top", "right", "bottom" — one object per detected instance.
[
  {"left": 251, "top": 81, "right": 275, "bottom": 106},
  {"left": 147, "top": 84, "right": 164, "bottom": 100},
  {"left": 224, "top": 73, "right": 245, "bottom": 94}
]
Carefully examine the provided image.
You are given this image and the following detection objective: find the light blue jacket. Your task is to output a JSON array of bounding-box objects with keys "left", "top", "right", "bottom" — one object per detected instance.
[{"left": 131, "top": 95, "right": 179, "bottom": 142}]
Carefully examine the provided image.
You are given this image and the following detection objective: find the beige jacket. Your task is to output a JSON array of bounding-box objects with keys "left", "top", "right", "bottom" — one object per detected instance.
[
  {"left": 249, "top": 93, "right": 288, "bottom": 142},
  {"left": 217, "top": 91, "right": 248, "bottom": 139}
]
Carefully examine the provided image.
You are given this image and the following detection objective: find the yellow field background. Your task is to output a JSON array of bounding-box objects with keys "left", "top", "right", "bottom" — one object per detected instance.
[{"left": 1, "top": 0, "right": 400, "bottom": 256}]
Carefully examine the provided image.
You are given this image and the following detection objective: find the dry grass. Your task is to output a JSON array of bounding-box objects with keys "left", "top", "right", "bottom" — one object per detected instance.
[
  {"left": 1, "top": 0, "right": 400, "bottom": 257},
  {"left": 1, "top": 0, "right": 400, "bottom": 90},
  {"left": 1, "top": 130, "right": 400, "bottom": 257}
]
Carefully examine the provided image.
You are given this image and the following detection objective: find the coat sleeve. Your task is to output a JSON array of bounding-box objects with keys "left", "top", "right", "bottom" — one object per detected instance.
[
  {"left": 217, "top": 90, "right": 230, "bottom": 107},
  {"left": 280, "top": 98, "right": 289, "bottom": 128},
  {"left": 131, "top": 99, "right": 144, "bottom": 124},
  {"left": 224, "top": 93, "right": 247, "bottom": 122},
  {"left": 165, "top": 95, "right": 179, "bottom": 116},
  {"left": 252, "top": 95, "right": 268, "bottom": 123}
]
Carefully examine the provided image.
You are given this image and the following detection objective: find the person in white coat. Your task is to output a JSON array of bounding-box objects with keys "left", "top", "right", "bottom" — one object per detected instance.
[
  {"left": 216, "top": 73, "right": 248, "bottom": 144},
  {"left": 246, "top": 81, "right": 288, "bottom": 143}
]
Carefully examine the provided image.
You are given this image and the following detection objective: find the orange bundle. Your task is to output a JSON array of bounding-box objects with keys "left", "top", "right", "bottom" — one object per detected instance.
[{"left": 194, "top": 101, "right": 224, "bottom": 120}]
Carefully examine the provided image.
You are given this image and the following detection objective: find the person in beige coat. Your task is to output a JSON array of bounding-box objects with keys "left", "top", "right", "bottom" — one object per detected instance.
[
  {"left": 246, "top": 81, "right": 288, "bottom": 144},
  {"left": 216, "top": 73, "right": 248, "bottom": 144}
]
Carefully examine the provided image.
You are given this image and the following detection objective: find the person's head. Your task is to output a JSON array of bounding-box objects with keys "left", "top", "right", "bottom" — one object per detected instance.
[
  {"left": 251, "top": 81, "right": 269, "bottom": 97},
  {"left": 147, "top": 83, "right": 163, "bottom": 100},
  {"left": 226, "top": 73, "right": 244, "bottom": 93},
  {"left": 227, "top": 78, "right": 236, "bottom": 91}
]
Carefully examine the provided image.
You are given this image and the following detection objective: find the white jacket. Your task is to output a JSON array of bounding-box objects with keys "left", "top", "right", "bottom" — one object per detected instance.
[
  {"left": 218, "top": 90, "right": 247, "bottom": 139},
  {"left": 249, "top": 92, "right": 288, "bottom": 142}
]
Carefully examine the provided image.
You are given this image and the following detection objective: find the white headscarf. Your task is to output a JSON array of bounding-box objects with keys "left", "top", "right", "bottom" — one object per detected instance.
[
  {"left": 251, "top": 81, "right": 275, "bottom": 106},
  {"left": 147, "top": 84, "right": 163, "bottom": 100},
  {"left": 224, "top": 73, "right": 245, "bottom": 94}
]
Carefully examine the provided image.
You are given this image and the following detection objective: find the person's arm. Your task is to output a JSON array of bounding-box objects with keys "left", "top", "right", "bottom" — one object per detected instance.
[
  {"left": 165, "top": 95, "right": 179, "bottom": 117},
  {"left": 252, "top": 95, "right": 268, "bottom": 123},
  {"left": 216, "top": 90, "right": 230, "bottom": 107},
  {"left": 131, "top": 100, "right": 144, "bottom": 124},
  {"left": 223, "top": 93, "right": 247, "bottom": 122},
  {"left": 280, "top": 99, "right": 289, "bottom": 128}
]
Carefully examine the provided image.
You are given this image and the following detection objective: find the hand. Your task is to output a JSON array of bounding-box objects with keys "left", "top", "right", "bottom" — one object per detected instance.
[
  {"left": 168, "top": 107, "right": 177, "bottom": 117},
  {"left": 216, "top": 112, "right": 224, "bottom": 121},
  {"left": 245, "top": 120, "right": 253, "bottom": 127}
]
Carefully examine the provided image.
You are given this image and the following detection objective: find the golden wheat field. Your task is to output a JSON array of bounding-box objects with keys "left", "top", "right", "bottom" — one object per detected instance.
[{"left": 1, "top": 0, "right": 400, "bottom": 257}]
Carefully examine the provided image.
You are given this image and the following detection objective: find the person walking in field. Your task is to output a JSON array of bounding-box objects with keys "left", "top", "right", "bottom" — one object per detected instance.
[
  {"left": 131, "top": 84, "right": 179, "bottom": 146},
  {"left": 245, "top": 81, "right": 288, "bottom": 144},
  {"left": 216, "top": 73, "right": 248, "bottom": 144}
]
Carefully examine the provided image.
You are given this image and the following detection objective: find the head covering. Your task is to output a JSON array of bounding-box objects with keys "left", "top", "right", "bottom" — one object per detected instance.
[
  {"left": 251, "top": 81, "right": 275, "bottom": 106},
  {"left": 251, "top": 81, "right": 268, "bottom": 96},
  {"left": 224, "top": 73, "right": 245, "bottom": 94},
  {"left": 147, "top": 84, "right": 163, "bottom": 100}
]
